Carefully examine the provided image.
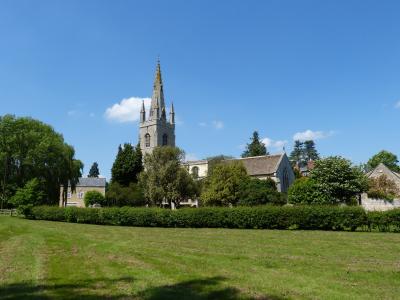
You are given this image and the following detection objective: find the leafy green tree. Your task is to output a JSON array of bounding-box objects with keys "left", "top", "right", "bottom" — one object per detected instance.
[
  {"left": 88, "top": 162, "right": 100, "bottom": 178},
  {"left": 238, "top": 177, "right": 285, "bottom": 206},
  {"left": 241, "top": 131, "right": 268, "bottom": 158},
  {"left": 10, "top": 178, "right": 44, "bottom": 215},
  {"left": 111, "top": 143, "right": 143, "bottom": 186},
  {"left": 289, "top": 140, "right": 304, "bottom": 166},
  {"left": 139, "top": 146, "right": 198, "bottom": 208},
  {"left": 106, "top": 182, "right": 146, "bottom": 207},
  {"left": 288, "top": 177, "right": 330, "bottom": 204},
  {"left": 0, "top": 115, "right": 83, "bottom": 208},
  {"left": 201, "top": 161, "right": 249, "bottom": 206},
  {"left": 84, "top": 190, "right": 106, "bottom": 207},
  {"left": 310, "top": 156, "right": 368, "bottom": 204},
  {"left": 366, "top": 150, "right": 400, "bottom": 173},
  {"left": 206, "top": 154, "right": 234, "bottom": 177},
  {"left": 304, "top": 140, "right": 320, "bottom": 161}
]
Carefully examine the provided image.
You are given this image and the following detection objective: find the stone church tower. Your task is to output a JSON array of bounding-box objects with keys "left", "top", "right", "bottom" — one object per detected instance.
[{"left": 139, "top": 61, "right": 175, "bottom": 156}]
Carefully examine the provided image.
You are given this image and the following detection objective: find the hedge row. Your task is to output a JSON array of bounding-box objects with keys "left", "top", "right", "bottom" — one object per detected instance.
[{"left": 27, "top": 205, "right": 400, "bottom": 232}]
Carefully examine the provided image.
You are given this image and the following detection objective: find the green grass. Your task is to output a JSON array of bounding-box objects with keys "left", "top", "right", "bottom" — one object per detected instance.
[{"left": 0, "top": 217, "right": 399, "bottom": 299}]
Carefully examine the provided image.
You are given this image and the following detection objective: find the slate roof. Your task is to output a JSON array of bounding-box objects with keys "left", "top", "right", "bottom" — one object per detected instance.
[
  {"left": 69, "top": 177, "right": 106, "bottom": 187},
  {"left": 225, "top": 154, "right": 284, "bottom": 176}
]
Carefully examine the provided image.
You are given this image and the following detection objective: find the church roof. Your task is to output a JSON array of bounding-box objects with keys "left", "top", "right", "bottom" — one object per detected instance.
[{"left": 226, "top": 154, "right": 285, "bottom": 176}]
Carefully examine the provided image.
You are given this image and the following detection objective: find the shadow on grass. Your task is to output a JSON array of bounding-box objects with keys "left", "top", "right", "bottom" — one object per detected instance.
[{"left": 0, "top": 276, "right": 285, "bottom": 300}]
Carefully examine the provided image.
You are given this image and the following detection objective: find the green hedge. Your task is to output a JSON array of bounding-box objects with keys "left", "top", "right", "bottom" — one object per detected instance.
[{"left": 27, "top": 206, "right": 400, "bottom": 232}]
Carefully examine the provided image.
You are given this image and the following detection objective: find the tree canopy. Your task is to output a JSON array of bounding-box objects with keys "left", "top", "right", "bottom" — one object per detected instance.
[
  {"left": 139, "top": 146, "right": 198, "bottom": 208},
  {"left": 0, "top": 115, "right": 83, "bottom": 208},
  {"left": 111, "top": 143, "right": 143, "bottom": 186},
  {"left": 88, "top": 162, "right": 100, "bottom": 178},
  {"left": 241, "top": 131, "right": 268, "bottom": 158},
  {"left": 310, "top": 156, "right": 368, "bottom": 204},
  {"left": 366, "top": 150, "right": 400, "bottom": 173},
  {"left": 289, "top": 140, "right": 319, "bottom": 167}
]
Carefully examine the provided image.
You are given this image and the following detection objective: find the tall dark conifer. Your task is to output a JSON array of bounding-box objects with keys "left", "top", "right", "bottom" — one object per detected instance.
[{"left": 241, "top": 131, "right": 268, "bottom": 158}]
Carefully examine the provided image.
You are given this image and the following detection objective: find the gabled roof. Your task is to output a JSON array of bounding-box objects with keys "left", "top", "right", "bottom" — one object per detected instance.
[
  {"left": 367, "top": 163, "right": 400, "bottom": 187},
  {"left": 226, "top": 154, "right": 285, "bottom": 176},
  {"left": 70, "top": 177, "right": 106, "bottom": 187}
]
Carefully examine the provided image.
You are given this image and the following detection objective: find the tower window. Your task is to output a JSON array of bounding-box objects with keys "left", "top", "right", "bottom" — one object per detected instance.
[
  {"left": 162, "top": 134, "right": 168, "bottom": 146},
  {"left": 145, "top": 133, "right": 151, "bottom": 148}
]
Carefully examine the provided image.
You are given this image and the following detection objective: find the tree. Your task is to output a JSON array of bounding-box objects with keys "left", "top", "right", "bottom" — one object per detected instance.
[
  {"left": 201, "top": 161, "right": 249, "bottom": 206},
  {"left": 304, "top": 140, "right": 320, "bottom": 161},
  {"left": 9, "top": 178, "right": 44, "bottom": 215},
  {"left": 139, "top": 146, "right": 198, "bottom": 208},
  {"left": 367, "top": 175, "right": 400, "bottom": 201},
  {"left": 237, "top": 177, "right": 285, "bottom": 206},
  {"left": 366, "top": 150, "right": 400, "bottom": 173},
  {"left": 310, "top": 156, "right": 368, "bottom": 205},
  {"left": 289, "top": 140, "right": 304, "bottom": 166},
  {"left": 88, "top": 162, "right": 100, "bottom": 178},
  {"left": 241, "top": 131, "right": 268, "bottom": 158},
  {"left": 206, "top": 154, "right": 234, "bottom": 177},
  {"left": 288, "top": 177, "right": 330, "bottom": 205},
  {"left": 111, "top": 143, "right": 143, "bottom": 186},
  {"left": 0, "top": 115, "right": 83, "bottom": 208},
  {"left": 84, "top": 190, "right": 106, "bottom": 207},
  {"left": 106, "top": 182, "right": 146, "bottom": 207}
]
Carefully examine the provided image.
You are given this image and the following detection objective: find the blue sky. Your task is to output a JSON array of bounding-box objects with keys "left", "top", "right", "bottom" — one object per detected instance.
[{"left": 1, "top": 0, "right": 399, "bottom": 179}]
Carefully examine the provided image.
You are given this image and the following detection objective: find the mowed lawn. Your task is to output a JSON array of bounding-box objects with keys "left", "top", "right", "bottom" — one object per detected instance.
[{"left": 0, "top": 217, "right": 399, "bottom": 300}]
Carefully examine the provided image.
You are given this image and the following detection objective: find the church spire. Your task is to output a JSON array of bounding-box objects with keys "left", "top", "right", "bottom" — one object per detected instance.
[
  {"left": 169, "top": 102, "right": 175, "bottom": 124},
  {"left": 149, "top": 59, "right": 165, "bottom": 120},
  {"left": 140, "top": 100, "right": 146, "bottom": 123}
]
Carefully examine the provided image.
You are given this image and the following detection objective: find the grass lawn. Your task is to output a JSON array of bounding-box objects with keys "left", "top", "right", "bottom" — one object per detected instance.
[{"left": 0, "top": 217, "right": 399, "bottom": 300}]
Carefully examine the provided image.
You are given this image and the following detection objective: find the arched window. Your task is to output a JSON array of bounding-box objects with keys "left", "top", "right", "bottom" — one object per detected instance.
[
  {"left": 145, "top": 133, "right": 151, "bottom": 148},
  {"left": 162, "top": 134, "right": 168, "bottom": 146},
  {"left": 191, "top": 166, "right": 199, "bottom": 179}
]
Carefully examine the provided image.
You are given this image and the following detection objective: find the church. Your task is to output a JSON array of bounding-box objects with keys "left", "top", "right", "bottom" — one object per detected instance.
[{"left": 138, "top": 61, "right": 295, "bottom": 193}]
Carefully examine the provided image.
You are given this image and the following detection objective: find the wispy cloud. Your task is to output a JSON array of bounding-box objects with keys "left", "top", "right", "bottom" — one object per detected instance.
[
  {"left": 293, "top": 129, "right": 334, "bottom": 141},
  {"left": 104, "top": 97, "right": 151, "bottom": 123},
  {"left": 67, "top": 110, "right": 78, "bottom": 117},
  {"left": 185, "top": 153, "right": 199, "bottom": 161},
  {"left": 395, "top": 101, "right": 400, "bottom": 109},
  {"left": 212, "top": 120, "right": 224, "bottom": 129},
  {"left": 198, "top": 122, "right": 207, "bottom": 127},
  {"left": 261, "top": 137, "right": 288, "bottom": 151}
]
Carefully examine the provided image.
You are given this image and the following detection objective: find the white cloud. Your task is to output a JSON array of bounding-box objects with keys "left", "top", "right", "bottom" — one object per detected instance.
[
  {"left": 185, "top": 153, "right": 199, "bottom": 161},
  {"left": 261, "top": 137, "right": 288, "bottom": 151},
  {"left": 67, "top": 110, "right": 78, "bottom": 117},
  {"left": 395, "top": 101, "right": 400, "bottom": 109},
  {"left": 105, "top": 97, "right": 151, "bottom": 123},
  {"left": 212, "top": 120, "right": 224, "bottom": 130},
  {"left": 293, "top": 129, "right": 334, "bottom": 141}
]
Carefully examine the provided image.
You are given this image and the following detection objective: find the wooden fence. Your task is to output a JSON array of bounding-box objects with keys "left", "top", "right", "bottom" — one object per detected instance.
[{"left": 0, "top": 209, "right": 18, "bottom": 216}]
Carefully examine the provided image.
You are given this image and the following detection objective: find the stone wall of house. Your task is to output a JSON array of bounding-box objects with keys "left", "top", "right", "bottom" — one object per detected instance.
[
  {"left": 59, "top": 186, "right": 106, "bottom": 208},
  {"left": 361, "top": 193, "right": 400, "bottom": 211}
]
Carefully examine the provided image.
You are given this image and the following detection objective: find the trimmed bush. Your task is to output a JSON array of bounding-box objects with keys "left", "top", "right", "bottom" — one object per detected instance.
[
  {"left": 26, "top": 205, "right": 400, "bottom": 232},
  {"left": 84, "top": 190, "right": 106, "bottom": 207}
]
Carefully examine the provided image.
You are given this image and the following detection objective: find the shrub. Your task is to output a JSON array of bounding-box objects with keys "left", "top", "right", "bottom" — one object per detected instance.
[
  {"left": 237, "top": 178, "right": 285, "bottom": 206},
  {"left": 288, "top": 178, "right": 330, "bottom": 205},
  {"left": 9, "top": 178, "right": 44, "bottom": 216},
  {"left": 84, "top": 191, "right": 106, "bottom": 207},
  {"left": 27, "top": 205, "right": 400, "bottom": 232}
]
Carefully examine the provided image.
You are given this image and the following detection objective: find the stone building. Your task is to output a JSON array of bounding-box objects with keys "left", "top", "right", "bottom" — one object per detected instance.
[
  {"left": 185, "top": 153, "right": 295, "bottom": 193},
  {"left": 59, "top": 177, "right": 106, "bottom": 207},
  {"left": 139, "top": 61, "right": 175, "bottom": 156},
  {"left": 361, "top": 163, "right": 400, "bottom": 211}
]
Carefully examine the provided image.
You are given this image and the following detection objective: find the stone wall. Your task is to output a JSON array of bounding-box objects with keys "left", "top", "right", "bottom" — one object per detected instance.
[{"left": 361, "top": 193, "right": 400, "bottom": 211}]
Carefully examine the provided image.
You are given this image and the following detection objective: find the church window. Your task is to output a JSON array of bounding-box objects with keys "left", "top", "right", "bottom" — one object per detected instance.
[
  {"left": 145, "top": 133, "right": 151, "bottom": 148},
  {"left": 191, "top": 166, "right": 199, "bottom": 179},
  {"left": 162, "top": 134, "right": 168, "bottom": 146},
  {"left": 282, "top": 168, "right": 289, "bottom": 192}
]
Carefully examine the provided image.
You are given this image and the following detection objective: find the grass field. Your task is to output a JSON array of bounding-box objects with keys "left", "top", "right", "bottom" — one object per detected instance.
[{"left": 0, "top": 217, "right": 399, "bottom": 300}]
